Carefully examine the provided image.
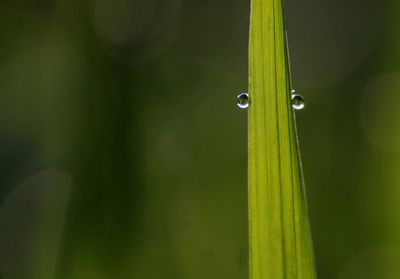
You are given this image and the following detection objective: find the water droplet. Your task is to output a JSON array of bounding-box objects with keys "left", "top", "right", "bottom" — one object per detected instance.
[
  {"left": 291, "top": 91, "right": 305, "bottom": 110},
  {"left": 236, "top": 93, "right": 250, "bottom": 109}
]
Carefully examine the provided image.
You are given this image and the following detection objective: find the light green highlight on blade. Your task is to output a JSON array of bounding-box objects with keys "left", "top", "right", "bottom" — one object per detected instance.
[{"left": 248, "top": 0, "right": 317, "bottom": 278}]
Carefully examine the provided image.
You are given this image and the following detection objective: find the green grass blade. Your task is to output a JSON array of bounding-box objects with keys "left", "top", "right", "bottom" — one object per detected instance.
[{"left": 248, "top": 0, "right": 317, "bottom": 278}]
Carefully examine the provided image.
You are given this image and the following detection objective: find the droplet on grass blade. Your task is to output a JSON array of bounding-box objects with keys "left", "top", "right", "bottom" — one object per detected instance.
[
  {"left": 291, "top": 90, "right": 305, "bottom": 110},
  {"left": 236, "top": 93, "right": 250, "bottom": 109}
]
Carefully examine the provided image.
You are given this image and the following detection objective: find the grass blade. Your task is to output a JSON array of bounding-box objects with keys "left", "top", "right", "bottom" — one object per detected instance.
[{"left": 248, "top": 0, "right": 317, "bottom": 278}]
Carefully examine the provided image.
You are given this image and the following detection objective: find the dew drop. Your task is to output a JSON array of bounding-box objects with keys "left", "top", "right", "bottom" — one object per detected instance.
[
  {"left": 236, "top": 93, "right": 250, "bottom": 109},
  {"left": 291, "top": 91, "right": 305, "bottom": 110}
]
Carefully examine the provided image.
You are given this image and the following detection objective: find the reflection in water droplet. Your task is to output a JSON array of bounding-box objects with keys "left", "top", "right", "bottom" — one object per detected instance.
[
  {"left": 291, "top": 91, "right": 305, "bottom": 110},
  {"left": 236, "top": 93, "right": 250, "bottom": 109}
]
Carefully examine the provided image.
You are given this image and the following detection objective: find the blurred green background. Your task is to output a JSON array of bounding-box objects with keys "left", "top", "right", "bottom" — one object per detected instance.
[{"left": 0, "top": 0, "right": 398, "bottom": 278}]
